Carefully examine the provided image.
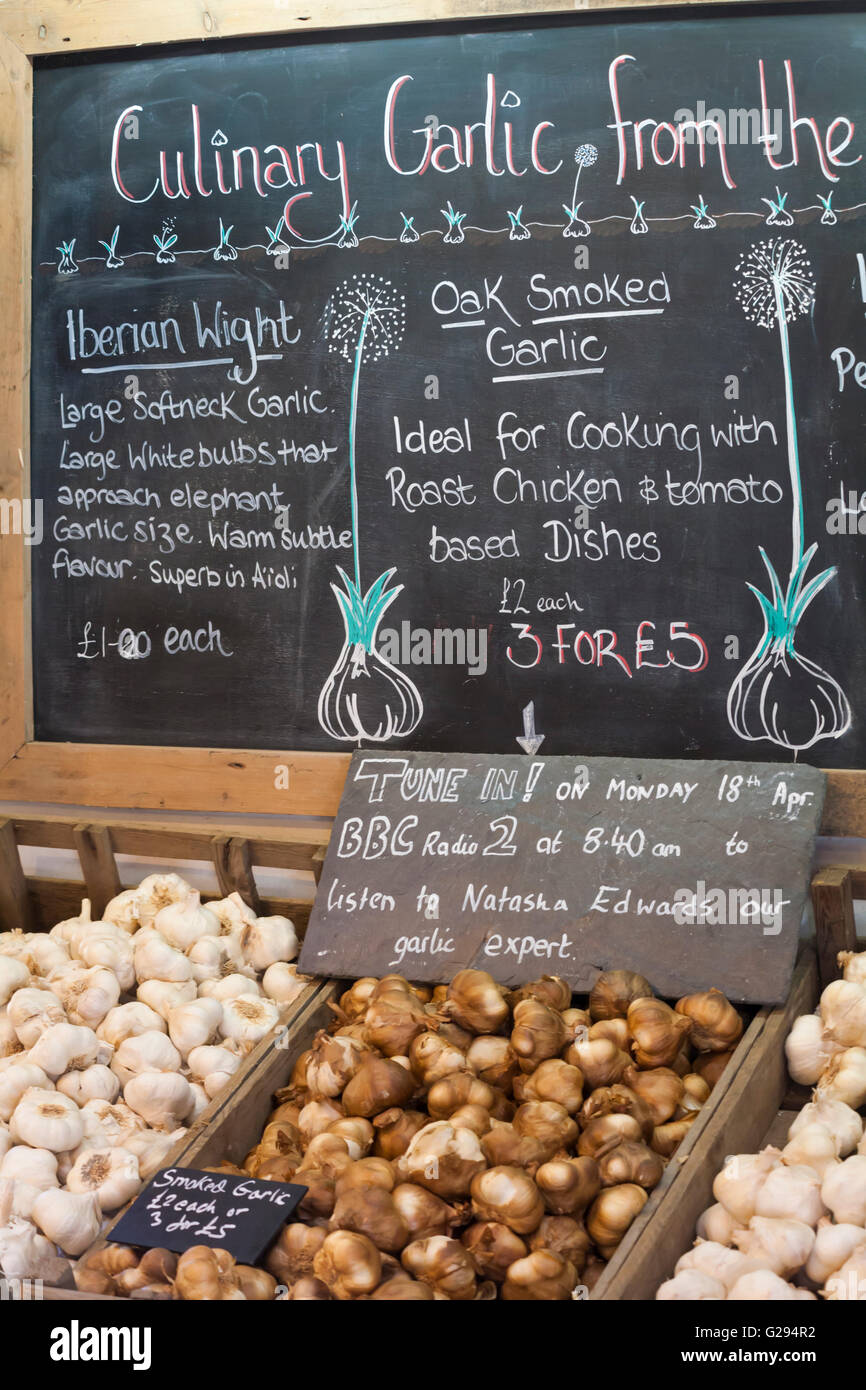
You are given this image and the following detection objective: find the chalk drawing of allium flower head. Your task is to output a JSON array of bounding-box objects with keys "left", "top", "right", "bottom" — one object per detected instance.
[
  {"left": 563, "top": 144, "right": 598, "bottom": 238},
  {"left": 318, "top": 274, "right": 423, "bottom": 744},
  {"left": 727, "top": 238, "right": 851, "bottom": 752}
]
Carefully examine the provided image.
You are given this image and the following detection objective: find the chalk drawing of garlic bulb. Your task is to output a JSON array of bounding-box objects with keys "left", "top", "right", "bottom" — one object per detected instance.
[
  {"left": 318, "top": 274, "right": 423, "bottom": 744},
  {"left": 57, "top": 239, "right": 78, "bottom": 275},
  {"left": 214, "top": 218, "right": 237, "bottom": 261},
  {"left": 727, "top": 238, "right": 851, "bottom": 753}
]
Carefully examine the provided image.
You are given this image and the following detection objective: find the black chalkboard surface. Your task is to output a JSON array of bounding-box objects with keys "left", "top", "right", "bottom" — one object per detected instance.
[{"left": 31, "top": 7, "right": 866, "bottom": 763}]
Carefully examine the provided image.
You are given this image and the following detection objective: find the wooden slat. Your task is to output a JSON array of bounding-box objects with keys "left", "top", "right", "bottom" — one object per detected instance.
[
  {"left": 0, "top": 32, "right": 29, "bottom": 771},
  {"left": 0, "top": 743, "right": 351, "bottom": 817},
  {"left": 0, "top": 0, "right": 810, "bottom": 57},
  {"left": 591, "top": 998, "right": 768, "bottom": 1299},
  {"left": 601, "top": 951, "right": 818, "bottom": 1300},
  {"left": 812, "top": 866, "right": 856, "bottom": 991},
  {"left": 211, "top": 836, "right": 262, "bottom": 914},
  {"left": 73, "top": 824, "right": 122, "bottom": 916},
  {"left": 0, "top": 817, "right": 34, "bottom": 931},
  {"left": 819, "top": 770, "right": 866, "bottom": 839}
]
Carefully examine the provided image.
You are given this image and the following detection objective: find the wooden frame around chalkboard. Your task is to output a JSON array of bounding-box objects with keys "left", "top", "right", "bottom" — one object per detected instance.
[{"left": 1, "top": 0, "right": 864, "bottom": 822}]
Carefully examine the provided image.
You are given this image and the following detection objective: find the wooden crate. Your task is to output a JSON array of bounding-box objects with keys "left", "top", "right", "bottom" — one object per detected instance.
[{"left": 0, "top": 811, "right": 328, "bottom": 1294}]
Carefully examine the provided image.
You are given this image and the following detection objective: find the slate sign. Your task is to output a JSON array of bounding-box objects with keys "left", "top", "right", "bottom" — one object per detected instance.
[
  {"left": 29, "top": 8, "right": 866, "bottom": 765},
  {"left": 300, "top": 752, "right": 826, "bottom": 1002},
  {"left": 109, "top": 1167, "right": 306, "bottom": 1264}
]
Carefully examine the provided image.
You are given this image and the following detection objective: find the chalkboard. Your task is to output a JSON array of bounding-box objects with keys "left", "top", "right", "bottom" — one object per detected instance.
[
  {"left": 299, "top": 752, "right": 825, "bottom": 1001},
  {"left": 31, "top": 7, "right": 866, "bottom": 764},
  {"left": 109, "top": 1167, "right": 306, "bottom": 1263}
]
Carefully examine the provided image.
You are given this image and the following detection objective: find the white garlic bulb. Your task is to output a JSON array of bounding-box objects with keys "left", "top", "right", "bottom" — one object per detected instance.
[
  {"left": 199, "top": 973, "right": 262, "bottom": 1002},
  {"left": 11, "top": 1087, "right": 84, "bottom": 1152},
  {"left": 31, "top": 1186, "right": 101, "bottom": 1256},
  {"left": 821, "top": 1154, "right": 866, "bottom": 1225},
  {"left": 674, "top": 1241, "right": 763, "bottom": 1293},
  {"left": 712, "top": 1148, "right": 781, "bottom": 1224},
  {"left": 185, "top": 935, "right": 244, "bottom": 984},
  {"left": 0, "top": 1123, "right": 9, "bottom": 1161},
  {"left": 789, "top": 1097, "right": 862, "bottom": 1156},
  {"left": 74, "top": 934, "right": 135, "bottom": 993},
  {"left": 0, "top": 1009, "right": 21, "bottom": 1060},
  {"left": 49, "top": 898, "right": 97, "bottom": 943},
  {"left": 239, "top": 914, "right": 298, "bottom": 972},
  {"left": 781, "top": 1123, "right": 840, "bottom": 1180},
  {"left": 136, "top": 872, "right": 193, "bottom": 928},
  {"left": 838, "top": 949, "right": 866, "bottom": 986},
  {"left": 26, "top": 935, "right": 70, "bottom": 978},
  {"left": 167, "top": 998, "right": 223, "bottom": 1058},
  {"left": 817, "top": 1047, "right": 866, "bottom": 1110},
  {"left": 0, "top": 1212, "right": 71, "bottom": 1284},
  {"left": 0, "top": 1145, "right": 58, "bottom": 1194},
  {"left": 6, "top": 988, "right": 65, "bottom": 1049},
  {"left": 819, "top": 979, "right": 866, "bottom": 1047},
  {"left": 124, "top": 1070, "right": 194, "bottom": 1131},
  {"left": 727, "top": 1269, "right": 808, "bottom": 1300},
  {"left": 133, "top": 934, "right": 194, "bottom": 984},
  {"left": 656, "top": 1270, "right": 726, "bottom": 1300},
  {"left": 101, "top": 888, "right": 142, "bottom": 934},
  {"left": 66, "top": 1147, "right": 141, "bottom": 1212},
  {"left": 121, "top": 1127, "right": 186, "bottom": 1182},
  {"left": 112, "top": 1031, "right": 182, "bottom": 1087},
  {"left": 47, "top": 965, "right": 120, "bottom": 1029},
  {"left": 186, "top": 1083, "right": 211, "bottom": 1123},
  {"left": 695, "top": 1203, "right": 738, "bottom": 1246},
  {"left": 805, "top": 1219, "right": 866, "bottom": 1285},
  {"left": 154, "top": 890, "right": 220, "bottom": 953},
  {"left": 754, "top": 1163, "right": 827, "bottom": 1225},
  {"left": 0, "top": 957, "right": 30, "bottom": 1008},
  {"left": 136, "top": 979, "right": 197, "bottom": 1020},
  {"left": 97, "top": 1002, "right": 166, "bottom": 1048},
  {"left": 187, "top": 1044, "right": 241, "bottom": 1100},
  {"left": 208, "top": 891, "right": 257, "bottom": 931},
  {"left": 28, "top": 1022, "right": 104, "bottom": 1080},
  {"left": 822, "top": 1245, "right": 866, "bottom": 1299},
  {"left": 56, "top": 1064, "right": 120, "bottom": 1107},
  {"left": 732, "top": 1216, "right": 815, "bottom": 1279},
  {"left": 0, "top": 1062, "right": 52, "bottom": 1122},
  {"left": 82, "top": 1099, "right": 145, "bottom": 1146},
  {"left": 262, "top": 962, "right": 307, "bottom": 1006},
  {"left": 784, "top": 1012, "right": 844, "bottom": 1086},
  {"left": 220, "top": 994, "right": 279, "bottom": 1050}
]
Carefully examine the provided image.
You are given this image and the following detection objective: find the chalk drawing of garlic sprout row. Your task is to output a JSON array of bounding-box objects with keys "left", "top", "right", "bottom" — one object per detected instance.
[
  {"left": 318, "top": 274, "right": 423, "bottom": 744},
  {"left": 727, "top": 238, "right": 851, "bottom": 753},
  {"left": 563, "top": 144, "right": 598, "bottom": 238}
]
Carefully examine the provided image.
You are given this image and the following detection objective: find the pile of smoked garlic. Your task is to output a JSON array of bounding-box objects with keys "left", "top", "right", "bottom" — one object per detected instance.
[{"left": 80, "top": 968, "right": 743, "bottom": 1300}]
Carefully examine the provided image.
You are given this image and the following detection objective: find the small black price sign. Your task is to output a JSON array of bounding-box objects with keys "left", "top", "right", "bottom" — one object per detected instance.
[{"left": 109, "top": 1167, "right": 306, "bottom": 1264}]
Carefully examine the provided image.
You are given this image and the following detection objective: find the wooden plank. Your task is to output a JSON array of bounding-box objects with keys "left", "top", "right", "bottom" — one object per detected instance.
[
  {"left": 0, "top": 743, "right": 351, "bottom": 817},
  {"left": 812, "top": 867, "right": 856, "bottom": 991},
  {"left": 211, "top": 836, "right": 262, "bottom": 914},
  {"left": 0, "top": 0, "right": 811, "bottom": 57},
  {"left": 0, "top": 817, "right": 34, "bottom": 931},
  {"left": 600, "top": 951, "right": 818, "bottom": 1300},
  {"left": 820, "top": 770, "right": 866, "bottom": 839},
  {"left": 0, "top": 33, "right": 30, "bottom": 773},
  {"left": 73, "top": 824, "right": 122, "bottom": 916},
  {"left": 591, "top": 998, "right": 768, "bottom": 1299}
]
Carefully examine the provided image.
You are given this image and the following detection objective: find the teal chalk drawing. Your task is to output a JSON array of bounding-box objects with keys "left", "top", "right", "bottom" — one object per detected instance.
[
  {"left": 337, "top": 203, "right": 359, "bottom": 249},
  {"left": 318, "top": 274, "right": 423, "bottom": 744},
  {"left": 214, "top": 218, "right": 238, "bottom": 262},
  {"left": 442, "top": 201, "right": 467, "bottom": 245},
  {"left": 563, "top": 144, "right": 597, "bottom": 238},
  {"left": 265, "top": 216, "right": 291, "bottom": 255},
  {"left": 153, "top": 220, "right": 177, "bottom": 264},
  {"left": 57, "top": 239, "right": 78, "bottom": 275},
  {"left": 98, "top": 226, "right": 124, "bottom": 269},
  {"left": 691, "top": 196, "right": 716, "bottom": 230},
  {"left": 507, "top": 206, "right": 531, "bottom": 241},
  {"left": 629, "top": 197, "right": 648, "bottom": 235},
  {"left": 728, "top": 238, "right": 851, "bottom": 752},
  {"left": 763, "top": 186, "right": 794, "bottom": 227},
  {"left": 818, "top": 192, "right": 837, "bottom": 227},
  {"left": 399, "top": 213, "right": 419, "bottom": 244}
]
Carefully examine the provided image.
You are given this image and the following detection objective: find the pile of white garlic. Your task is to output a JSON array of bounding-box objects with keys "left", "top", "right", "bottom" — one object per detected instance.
[
  {"left": 0, "top": 872, "right": 305, "bottom": 1284},
  {"left": 657, "top": 948, "right": 866, "bottom": 1301}
]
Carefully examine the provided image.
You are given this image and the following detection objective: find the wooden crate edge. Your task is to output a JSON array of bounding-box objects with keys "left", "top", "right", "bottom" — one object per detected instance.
[{"left": 598, "top": 949, "right": 818, "bottom": 1301}]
